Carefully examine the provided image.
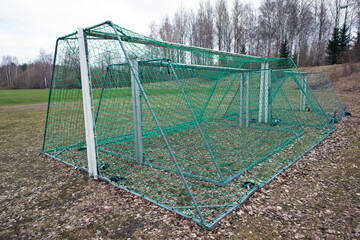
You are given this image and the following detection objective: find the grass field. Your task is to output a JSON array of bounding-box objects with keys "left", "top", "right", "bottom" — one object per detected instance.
[
  {"left": 0, "top": 63, "right": 359, "bottom": 239},
  {"left": 0, "top": 89, "right": 49, "bottom": 107}
]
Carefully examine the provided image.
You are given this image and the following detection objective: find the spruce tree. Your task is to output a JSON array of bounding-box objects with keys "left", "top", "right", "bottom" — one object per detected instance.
[
  {"left": 241, "top": 45, "right": 246, "bottom": 54},
  {"left": 326, "top": 26, "right": 341, "bottom": 64},
  {"left": 279, "top": 38, "right": 290, "bottom": 58}
]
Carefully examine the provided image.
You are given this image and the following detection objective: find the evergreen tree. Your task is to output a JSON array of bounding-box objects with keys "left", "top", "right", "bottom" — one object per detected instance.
[
  {"left": 240, "top": 45, "right": 247, "bottom": 54},
  {"left": 279, "top": 38, "right": 290, "bottom": 58},
  {"left": 326, "top": 26, "right": 341, "bottom": 64}
]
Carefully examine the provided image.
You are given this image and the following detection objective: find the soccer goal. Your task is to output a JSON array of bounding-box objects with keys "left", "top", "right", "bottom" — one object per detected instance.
[{"left": 42, "top": 21, "right": 344, "bottom": 229}]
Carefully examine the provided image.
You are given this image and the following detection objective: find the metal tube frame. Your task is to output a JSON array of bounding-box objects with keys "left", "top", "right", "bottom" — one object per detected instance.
[
  {"left": 42, "top": 38, "right": 59, "bottom": 152},
  {"left": 259, "top": 63, "right": 270, "bottom": 123},
  {"left": 78, "top": 28, "right": 98, "bottom": 179},
  {"left": 259, "top": 63, "right": 265, "bottom": 122},
  {"left": 107, "top": 21, "right": 206, "bottom": 225},
  {"left": 239, "top": 73, "right": 244, "bottom": 127},
  {"left": 245, "top": 72, "right": 250, "bottom": 127},
  {"left": 264, "top": 63, "right": 271, "bottom": 123},
  {"left": 129, "top": 59, "right": 144, "bottom": 163},
  {"left": 299, "top": 73, "right": 307, "bottom": 111}
]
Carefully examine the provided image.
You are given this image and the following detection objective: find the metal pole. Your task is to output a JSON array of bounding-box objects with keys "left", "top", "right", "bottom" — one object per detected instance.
[
  {"left": 299, "top": 73, "right": 307, "bottom": 111},
  {"left": 78, "top": 28, "right": 98, "bottom": 179},
  {"left": 168, "top": 63, "right": 224, "bottom": 181},
  {"left": 42, "top": 38, "right": 59, "bottom": 152},
  {"left": 264, "top": 63, "right": 269, "bottom": 123},
  {"left": 259, "top": 63, "right": 265, "bottom": 122},
  {"left": 130, "top": 59, "right": 144, "bottom": 163},
  {"left": 299, "top": 74, "right": 304, "bottom": 110},
  {"left": 239, "top": 73, "right": 244, "bottom": 127},
  {"left": 267, "top": 68, "right": 272, "bottom": 123},
  {"left": 303, "top": 74, "right": 307, "bottom": 110},
  {"left": 246, "top": 72, "right": 250, "bottom": 127}
]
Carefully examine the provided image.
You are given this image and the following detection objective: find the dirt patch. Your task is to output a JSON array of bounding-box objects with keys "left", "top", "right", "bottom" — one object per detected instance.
[{"left": 0, "top": 103, "right": 47, "bottom": 113}]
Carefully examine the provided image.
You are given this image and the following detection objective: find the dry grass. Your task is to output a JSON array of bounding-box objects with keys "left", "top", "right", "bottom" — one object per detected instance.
[
  {"left": 0, "top": 63, "right": 359, "bottom": 239},
  {"left": 300, "top": 62, "right": 360, "bottom": 94}
]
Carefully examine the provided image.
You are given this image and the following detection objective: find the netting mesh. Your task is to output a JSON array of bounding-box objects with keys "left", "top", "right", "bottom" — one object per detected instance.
[
  {"left": 42, "top": 22, "right": 345, "bottom": 228},
  {"left": 300, "top": 72, "right": 345, "bottom": 122}
]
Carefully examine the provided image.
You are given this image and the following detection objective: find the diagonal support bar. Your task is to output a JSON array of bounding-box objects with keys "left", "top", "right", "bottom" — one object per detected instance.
[
  {"left": 168, "top": 62, "right": 224, "bottom": 181},
  {"left": 223, "top": 84, "right": 241, "bottom": 117},
  {"left": 210, "top": 73, "right": 239, "bottom": 118},
  {"left": 199, "top": 73, "right": 224, "bottom": 120}
]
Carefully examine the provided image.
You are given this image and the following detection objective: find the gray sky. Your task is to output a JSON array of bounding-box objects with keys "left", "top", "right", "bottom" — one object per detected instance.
[{"left": 0, "top": 0, "right": 258, "bottom": 64}]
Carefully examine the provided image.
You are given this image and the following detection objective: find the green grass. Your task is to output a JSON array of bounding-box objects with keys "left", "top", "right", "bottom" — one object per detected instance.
[{"left": 0, "top": 89, "right": 50, "bottom": 107}]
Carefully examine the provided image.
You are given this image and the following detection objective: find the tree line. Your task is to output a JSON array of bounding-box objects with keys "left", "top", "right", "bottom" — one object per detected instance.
[
  {"left": 1, "top": 0, "right": 359, "bottom": 89},
  {"left": 149, "top": 0, "right": 360, "bottom": 67},
  {"left": 0, "top": 49, "right": 52, "bottom": 89}
]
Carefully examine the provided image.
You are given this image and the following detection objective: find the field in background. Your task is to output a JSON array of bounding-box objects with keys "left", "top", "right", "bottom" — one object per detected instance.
[
  {"left": 0, "top": 63, "right": 359, "bottom": 239},
  {"left": 0, "top": 89, "right": 49, "bottom": 107}
]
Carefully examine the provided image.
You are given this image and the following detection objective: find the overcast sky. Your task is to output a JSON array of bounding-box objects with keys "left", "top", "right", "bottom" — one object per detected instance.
[{"left": 0, "top": 0, "right": 259, "bottom": 64}]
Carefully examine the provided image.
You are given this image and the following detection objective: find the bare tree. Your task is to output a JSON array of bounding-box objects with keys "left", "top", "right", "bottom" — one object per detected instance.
[
  {"left": 203, "top": 0, "right": 214, "bottom": 49},
  {"left": 223, "top": 10, "right": 232, "bottom": 52},
  {"left": 173, "top": 5, "right": 189, "bottom": 44},
  {"left": 313, "top": 0, "right": 331, "bottom": 65},
  {"left": 297, "top": 0, "right": 315, "bottom": 66},
  {"left": 148, "top": 21, "right": 159, "bottom": 40},
  {"left": 215, "top": 0, "right": 229, "bottom": 51},
  {"left": 146, "top": 0, "right": 359, "bottom": 66},
  {"left": 159, "top": 16, "right": 173, "bottom": 42},
  {"left": 189, "top": 9, "right": 200, "bottom": 47},
  {"left": 243, "top": 4, "right": 257, "bottom": 55},
  {"left": 195, "top": 0, "right": 214, "bottom": 49},
  {"left": 1, "top": 55, "right": 18, "bottom": 88},
  {"left": 232, "top": 0, "right": 245, "bottom": 53},
  {"left": 36, "top": 49, "right": 53, "bottom": 88},
  {"left": 285, "top": 0, "right": 299, "bottom": 56},
  {"left": 259, "top": 0, "right": 277, "bottom": 57},
  {"left": 172, "top": 5, "right": 190, "bottom": 63},
  {"left": 273, "top": 0, "right": 287, "bottom": 57},
  {"left": 188, "top": 1, "right": 214, "bottom": 64},
  {"left": 331, "top": 0, "right": 342, "bottom": 28}
]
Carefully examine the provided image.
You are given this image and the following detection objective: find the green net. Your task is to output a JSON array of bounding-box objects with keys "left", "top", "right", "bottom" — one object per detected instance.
[
  {"left": 42, "top": 21, "right": 342, "bottom": 229},
  {"left": 298, "top": 72, "right": 345, "bottom": 122}
]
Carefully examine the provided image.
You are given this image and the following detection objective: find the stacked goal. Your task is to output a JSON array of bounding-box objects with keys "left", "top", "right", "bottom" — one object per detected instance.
[{"left": 42, "top": 21, "right": 345, "bottom": 229}]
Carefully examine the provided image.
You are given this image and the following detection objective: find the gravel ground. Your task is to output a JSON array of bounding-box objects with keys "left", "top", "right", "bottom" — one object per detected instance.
[{"left": 0, "top": 67, "right": 359, "bottom": 239}]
